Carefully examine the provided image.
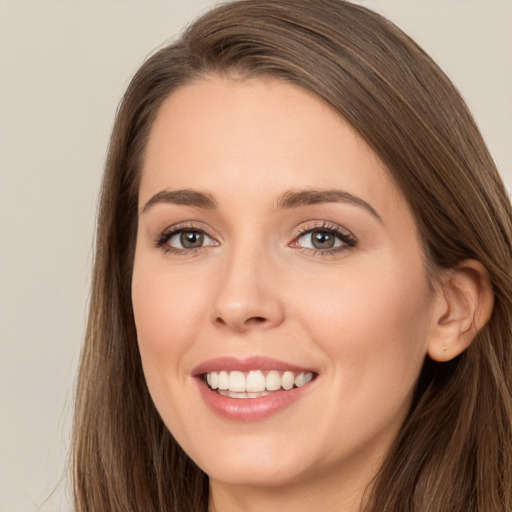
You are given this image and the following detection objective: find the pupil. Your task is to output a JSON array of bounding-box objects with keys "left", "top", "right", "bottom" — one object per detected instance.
[
  {"left": 312, "top": 230, "right": 334, "bottom": 249},
  {"left": 180, "top": 230, "right": 204, "bottom": 248}
]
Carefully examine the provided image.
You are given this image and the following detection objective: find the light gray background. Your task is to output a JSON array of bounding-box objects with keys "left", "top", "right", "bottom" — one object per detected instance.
[{"left": 1, "top": 1, "right": 510, "bottom": 511}]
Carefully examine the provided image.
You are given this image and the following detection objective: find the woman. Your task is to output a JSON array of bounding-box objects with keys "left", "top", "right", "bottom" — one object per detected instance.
[{"left": 72, "top": 1, "right": 512, "bottom": 510}]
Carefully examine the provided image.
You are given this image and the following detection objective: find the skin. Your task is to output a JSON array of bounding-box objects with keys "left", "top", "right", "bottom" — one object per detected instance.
[{"left": 132, "top": 77, "right": 449, "bottom": 511}]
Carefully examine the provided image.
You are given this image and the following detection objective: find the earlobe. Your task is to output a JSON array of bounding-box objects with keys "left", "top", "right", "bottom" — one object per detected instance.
[{"left": 427, "top": 259, "right": 494, "bottom": 362}]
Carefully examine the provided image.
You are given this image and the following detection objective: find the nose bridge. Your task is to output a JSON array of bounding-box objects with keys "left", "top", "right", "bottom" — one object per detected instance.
[{"left": 212, "top": 236, "right": 284, "bottom": 332}]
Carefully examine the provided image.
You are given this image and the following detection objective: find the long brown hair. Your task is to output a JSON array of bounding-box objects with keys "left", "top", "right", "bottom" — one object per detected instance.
[{"left": 73, "top": 1, "right": 512, "bottom": 510}]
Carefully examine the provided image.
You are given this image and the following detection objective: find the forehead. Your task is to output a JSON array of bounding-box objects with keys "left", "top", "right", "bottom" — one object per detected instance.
[{"left": 140, "top": 76, "right": 405, "bottom": 218}]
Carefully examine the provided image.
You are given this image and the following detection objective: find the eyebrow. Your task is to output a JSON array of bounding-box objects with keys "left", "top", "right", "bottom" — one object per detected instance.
[
  {"left": 141, "top": 187, "right": 381, "bottom": 222},
  {"left": 275, "top": 189, "right": 382, "bottom": 222},
  {"left": 141, "top": 189, "right": 217, "bottom": 213}
]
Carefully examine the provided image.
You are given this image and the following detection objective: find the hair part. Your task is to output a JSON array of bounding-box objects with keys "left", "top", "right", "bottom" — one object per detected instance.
[{"left": 73, "top": 1, "right": 512, "bottom": 510}]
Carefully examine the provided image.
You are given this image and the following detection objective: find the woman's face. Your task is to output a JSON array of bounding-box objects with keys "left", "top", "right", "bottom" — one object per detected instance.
[{"left": 132, "top": 77, "right": 441, "bottom": 494}]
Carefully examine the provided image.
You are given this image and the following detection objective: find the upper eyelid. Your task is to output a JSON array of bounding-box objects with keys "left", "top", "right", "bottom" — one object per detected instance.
[
  {"left": 160, "top": 221, "right": 219, "bottom": 238},
  {"left": 292, "top": 221, "right": 358, "bottom": 249},
  {"left": 293, "top": 220, "right": 354, "bottom": 237}
]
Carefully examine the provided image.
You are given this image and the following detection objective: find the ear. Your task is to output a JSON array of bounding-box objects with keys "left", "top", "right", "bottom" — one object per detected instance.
[{"left": 428, "top": 259, "right": 494, "bottom": 362}]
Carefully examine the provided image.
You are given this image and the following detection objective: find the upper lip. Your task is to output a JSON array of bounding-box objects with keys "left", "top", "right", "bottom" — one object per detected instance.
[{"left": 191, "top": 356, "right": 314, "bottom": 376}]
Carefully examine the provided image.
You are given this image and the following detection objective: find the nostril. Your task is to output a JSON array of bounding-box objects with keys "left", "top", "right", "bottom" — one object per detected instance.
[
  {"left": 247, "top": 316, "right": 266, "bottom": 324},
  {"left": 214, "top": 315, "right": 267, "bottom": 329}
]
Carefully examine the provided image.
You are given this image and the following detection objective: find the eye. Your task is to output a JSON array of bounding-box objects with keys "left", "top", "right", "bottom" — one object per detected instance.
[
  {"left": 171, "top": 230, "right": 209, "bottom": 249},
  {"left": 299, "top": 230, "right": 340, "bottom": 250},
  {"left": 157, "top": 227, "right": 217, "bottom": 253},
  {"left": 291, "top": 224, "right": 357, "bottom": 254}
]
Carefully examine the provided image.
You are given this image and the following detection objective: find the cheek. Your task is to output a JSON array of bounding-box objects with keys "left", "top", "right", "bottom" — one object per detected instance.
[
  {"left": 131, "top": 262, "right": 208, "bottom": 379},
  {"left": 296, "top": 257, "right": 432, "bottom": 386},
  {"left": 131, "top": 262, "right": 212, "bottom": 440},
  {"left": 289, "top": 260, "right": 433, "bottom": 459}
]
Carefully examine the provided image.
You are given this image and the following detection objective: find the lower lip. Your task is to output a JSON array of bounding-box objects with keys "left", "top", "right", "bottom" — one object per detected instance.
[{"left": 196, "top": 379, "right": 314, "bottom": 421}]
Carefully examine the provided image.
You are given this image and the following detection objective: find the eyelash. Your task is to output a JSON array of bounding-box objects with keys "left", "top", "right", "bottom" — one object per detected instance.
[
  {"left": 154, "top": 221, "right": 358, "bottom": 257},
  {"left": 291, "top": 221, "right": 358, "bottom": 257},
  {"left": 155, "top": 222, "right": 217, "bottom": 256}
]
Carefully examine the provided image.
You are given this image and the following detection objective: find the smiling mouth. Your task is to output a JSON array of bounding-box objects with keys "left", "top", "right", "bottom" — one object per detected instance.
[{"left": 204, "top": 369, "right": 316, "bottom": 399}]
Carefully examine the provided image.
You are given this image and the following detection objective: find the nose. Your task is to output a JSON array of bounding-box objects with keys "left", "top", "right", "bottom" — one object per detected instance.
[{"left": 211, "top": 246, "right": 285, "bottom": 333}]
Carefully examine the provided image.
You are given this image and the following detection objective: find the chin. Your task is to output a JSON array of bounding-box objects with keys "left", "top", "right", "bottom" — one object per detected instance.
[
  {"left": 204, "top": 460, "right": 305, "bottom": 489},
  {"left": 187, "top": 436, "right": 310, "bottom": 488}
]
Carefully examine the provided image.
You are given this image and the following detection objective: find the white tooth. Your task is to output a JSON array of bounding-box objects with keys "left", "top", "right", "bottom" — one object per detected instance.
[
  {"left": 218, "top": 371, "right": 229, "bottom": 390},
  {"left": 246, "top": 370, "right": 266, "bottom": 392},
  {"left": 227, "top": 391, "right": 247, "bottom": 399},
  {"left": 266, "top": 370, "right": 281, "bottom": 391},
  {"left": 210, "top": 371, "right": 219, "bottom": 390},
  {"left": 206, "top": 373, "right": 211, "bottom": 386},
  {"left": 229, "top": 371, "right": 246, "bottom": 392},
  {"left": 304, "top": 372, "right": 313, "bottom": 384},
  {"left": 282, "top": 371, "right": 295, "bottom": 390},
  {"left": 294, "top": 372, "right": 306, "bottom": 387},
  {"left": 220, "top": 389, "right": 271, "bottom": 399}
]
